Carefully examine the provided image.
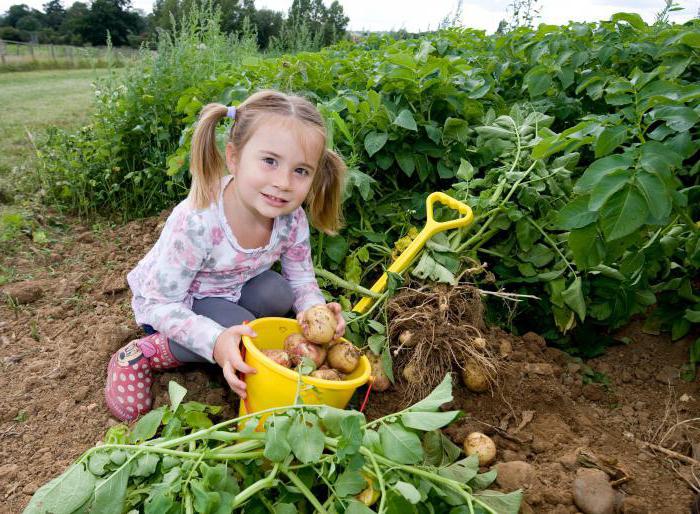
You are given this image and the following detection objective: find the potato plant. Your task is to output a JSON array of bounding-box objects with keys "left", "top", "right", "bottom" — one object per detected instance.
[{"left": 24, "top": 377, "right": 521, "bottom": 514}]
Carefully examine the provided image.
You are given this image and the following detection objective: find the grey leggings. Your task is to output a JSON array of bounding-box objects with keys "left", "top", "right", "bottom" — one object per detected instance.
[{"left": 143, "top": 270, "right": 294, "bottom": 363}]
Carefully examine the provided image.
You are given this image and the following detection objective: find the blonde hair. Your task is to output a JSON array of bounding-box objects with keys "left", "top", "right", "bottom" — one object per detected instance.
[{"left": 188, "top": 90, "right": 346, "bottom": 235}]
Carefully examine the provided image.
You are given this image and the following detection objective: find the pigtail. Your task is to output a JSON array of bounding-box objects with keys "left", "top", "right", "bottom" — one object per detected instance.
[
  {"left": 306, "top": 148, "right": 347, "bottom": 235},
  {"left": 188, "top": 103, "right": 228, "bottom": 209}
]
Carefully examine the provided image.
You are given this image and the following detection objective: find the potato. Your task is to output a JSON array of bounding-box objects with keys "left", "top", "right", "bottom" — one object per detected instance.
[
  {"left": 368, "top": 353, "right": 390, "bottom": 392},
  {"left": 310, "top": 369, "right": 342, "bottom": 381},
  {"left": 461, "top": 359, "right": 489, "bottom": 393},
  {"left": 472, "top": 337, "right": 487, "bottom": 350},
  {"left": 398, "top": 330, "right": 416, "bottom": 347},
  {"left": 302, "top": 305, "right": 337, "bottom": 344},
  {"left": 327, "top": 341, "right": 360, "bottom": 374},
  {"left": 463, "top": 432, "right": 496, "bottom": 466},
  {"left": 284, "top": 333, "right": 327, "bottom": 367},
  {"left": 261, "top": 349, "right": 292, "bottom": 368},
  {"left": 355, "top": 474, "right": 379, "bottom": 506},
  {"left": 402, "top": 363, "right": 421, "bottom": 384}
]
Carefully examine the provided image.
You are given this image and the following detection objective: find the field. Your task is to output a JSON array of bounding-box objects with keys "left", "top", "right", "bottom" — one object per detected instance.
[{"left": 0, "top": 10, "right": 699, "bottom": 514}]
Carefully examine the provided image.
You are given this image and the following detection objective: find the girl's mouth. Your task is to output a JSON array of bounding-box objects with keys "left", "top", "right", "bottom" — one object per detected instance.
[{"left": 261, "top": 192, "right": 289, "bottom": 206}]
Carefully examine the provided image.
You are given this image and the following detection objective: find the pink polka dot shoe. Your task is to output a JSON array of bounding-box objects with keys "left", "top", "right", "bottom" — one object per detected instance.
[{"left": 104, "top": 333, "right": 182, "bottom": 422}]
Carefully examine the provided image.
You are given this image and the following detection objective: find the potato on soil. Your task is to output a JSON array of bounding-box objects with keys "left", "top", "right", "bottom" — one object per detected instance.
[
  {"left": 463, "top": 432, "right": 496, "bottom": 466},
  {"left": 327, "top": 341, "right": 360, "bottom": 373},
  {"left": 402, "top": 362, "right": 421, "bottom": 384},
  {"left": 261, "top": 349, "right": 292, "bottom": 368},
  {"left": 461, "top": 359, "right": 490, "bottom": 393},
  {"left": 302, "top": 305, "right": 337, "bottom": 344},
  {"left": 368, "top": 353, "right": 390, "bottom": 391},
  {"left": 283, "top": 333, "right": 327, "bottom": 367},
  {"left": 310, "top": 369, "right": 342, "bottom": 381}
]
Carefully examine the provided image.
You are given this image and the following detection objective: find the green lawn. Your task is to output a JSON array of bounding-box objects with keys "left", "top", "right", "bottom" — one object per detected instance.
[{"left": 0, "top": 68, "right": 115, "bottom": 183}]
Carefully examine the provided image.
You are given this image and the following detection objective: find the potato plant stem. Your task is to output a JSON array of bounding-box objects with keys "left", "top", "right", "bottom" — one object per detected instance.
[{"left": 314, "top": 267, "right": 382, "bottom": 298}]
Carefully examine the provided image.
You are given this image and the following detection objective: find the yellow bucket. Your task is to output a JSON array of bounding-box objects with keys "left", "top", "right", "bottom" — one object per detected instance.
[{"left": 239, "top": 317, "right": 371, "bottom": 423}]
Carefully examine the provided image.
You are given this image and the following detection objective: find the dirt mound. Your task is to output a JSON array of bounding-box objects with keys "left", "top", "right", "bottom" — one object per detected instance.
[{"left": 1, "top": 211, "right": 699, "bottom": 513}]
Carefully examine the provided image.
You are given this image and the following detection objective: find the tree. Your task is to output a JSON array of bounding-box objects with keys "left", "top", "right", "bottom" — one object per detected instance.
[
  {"left": 43, "top": 0, "right": 66, "bottom": 30},
  {"left": 5, "top": 4, "right": 35, "bottom": 27},
  {"left": 83, "top": 0, "right": 143, "bottom": 46},
  {"left": 61, "top": 1, "right": 90, "bottom": 44},
  {"left": 253, "top": 8, "right": 283, "bottom": 48}
]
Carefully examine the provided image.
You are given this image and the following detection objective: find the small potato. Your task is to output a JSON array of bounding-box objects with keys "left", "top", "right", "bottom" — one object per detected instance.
[
  {"left": 302, "top": 305, "right": 337, "bottom": 344},
  {"left": 310, "top": 369, "right": 342, "bottom": 381},
  {"left": 284, "top": 333, "right": 327, "bottom": 367},
  {"left": 398, "top": 330, "right": 416, "bottom": 347},
  {"left": 355, "top": 474, "right": 379, "bottom": 506},
  {"left": 472, "top": 337, "right": 487, "bottom": 350},
  {"left": 327, "top": 341, "right": 360, "bottom": 374},
  {"left": 261, "top": 349, "right": 292, "bottom": 368},
  {"left": 461, "top": 359, "right": 489, "bottom": 393},
  {"left": 463, "top": 432, "right": 496, "bottom": 466},
  {"left": 368, "top": 353, "right": 390, "bottom": 392},
  {"left": 402, "top": 363, "right": 421, "bottom": 384}
]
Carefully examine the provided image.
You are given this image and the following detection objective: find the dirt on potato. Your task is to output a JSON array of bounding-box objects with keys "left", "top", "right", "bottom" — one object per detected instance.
[{"left": 1, "top": 209, "right": 699, "bottom": 514}]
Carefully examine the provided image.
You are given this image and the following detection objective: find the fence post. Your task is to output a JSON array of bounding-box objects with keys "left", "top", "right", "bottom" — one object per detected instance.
[
  {"left": 0, "top": 39, "right": 5, "bottom": 66},
  {"left": 50, "top": 44, "right": 56, "bottom": 62},
  {"left": 29, "top": 43, "right": 35, "bottom": 62}
]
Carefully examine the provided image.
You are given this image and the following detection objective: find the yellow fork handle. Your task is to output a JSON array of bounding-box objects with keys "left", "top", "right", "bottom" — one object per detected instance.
[{"left": 352, "top": 192, "right": 474, "bottom": 314}]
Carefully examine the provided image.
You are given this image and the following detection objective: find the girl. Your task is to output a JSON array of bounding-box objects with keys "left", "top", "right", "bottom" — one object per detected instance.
[{"left": 105, "top": 90, "right": 347, "bottom": 422}]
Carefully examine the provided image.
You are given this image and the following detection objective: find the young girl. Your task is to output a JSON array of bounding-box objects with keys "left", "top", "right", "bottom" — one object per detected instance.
[{"left": 105, "top": 90, "right": 347, "bottom": 422}]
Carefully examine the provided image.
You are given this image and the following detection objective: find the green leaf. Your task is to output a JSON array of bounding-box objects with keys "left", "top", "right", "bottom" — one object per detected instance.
[
  {"left": 168, "top": 381, "right": 187, "bottom": 413},
  {"left": 395, "top": 150, "right": 415, "bottom": 176},
  {"left": 588, "top": 168, "right": 630, "bottom": 211},
  {"left": 378, "top": 423, "right": 424, "bottom": 464},
  {"left": 653, "top": 105, "right": 699, "bottom": 132},
  {"left": 364, "top": 131, "right": 388, "bottom": 157},
  {"left": 599, "top": 186, "right": 648, "bottom": 241},
  {"left": 562, "top": 277, "right": 586, "bottom": 321},
  {"left": 334, "top": 470, "right": 366, "bottom": 496},
  {"left": 393, "top": 481, "right": 421, "bottom": 504},
  {"left": 129, "top": 408, "right": 164, "bottom": 443},
  {"left": 264, "top": 414, "right": 292, "bottom": 462},
  {"left": 685, "top": 309, "right": 700, "bottom": 323},
  {"left": 594, "top": 125, "right": 627, "bottom": 157},
  {"left": 557, "top": 196, "right": 598, "bottom": 230},
  {"left": 409, "top": 373, "right": 453, "bottom": 412},
  {"left": 422, "top": 430, "right": 462, "bottom": 467},
  {"left": 183, "top": 410, "right": 212, "bottom": 429},
  {"left": 289, "top": 413, "right": 325, "bottom": 464},
  {"left": 400, "top": 411, "right": 460, "bottom": 431},
  {"left": 568, "top": 224, "right": 605, "bottom": 269},
  {"left": 640, "top": 141, "right": 683, "bottom": 175},
  {"left": 394, "top": 109, "right": 418, "bottom": 131},
  {"left": 636, "top": 173, "right": 672, "bottom": 221},
  {"left": 325, "top": 235, "right": 349, "bottom": 265},
  {"left": 24, "top": 464, "right": 96, "bottom": 514},
  {"left": 368, "top": 334, "right": 387, "bottom": 354},
  {"left": 132, "top": 453, "right": 160, "bottom": 477},
  {"left": 610, "top": 12, "right": 645, "bottom": 29},
  {"left": 345, "top": 501, "right": 377, "bottom": 514},
  {"left": 443, "top": 117, "right": 469, "bottom": 143},
  {"left": 471, "top": 469, "right": 498, "bottom": 490},
  {"left": 473, "top": 490, "right": 523, "bottom": 514},
  {"left": 91, "top": 462, "right": 130, "bottom": 514},
  {"left": 574, "top": 154, "right": 632, "bottom": 193},
  {"left": 336, "top": 414, "right": 364, "bottom": 460},
  {"left": 525, "top": 66, "right": 552, "bottom": 97},
  {"left": 88, "top": 452, "right": 111, "bottom": 476},
  {"left": 318, "top": 406, "right": 366, "bottom": 437},
  {"left": 438, "top": 454, "right": 479, "bottom": 483},
  {"left": 456, "top": 159, "right": 475, "bottom": 181}
]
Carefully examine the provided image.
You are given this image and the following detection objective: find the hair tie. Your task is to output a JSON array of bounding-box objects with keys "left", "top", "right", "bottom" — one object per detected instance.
[{"left": 226, "top": 105, "right": 237, "bottom": 120}]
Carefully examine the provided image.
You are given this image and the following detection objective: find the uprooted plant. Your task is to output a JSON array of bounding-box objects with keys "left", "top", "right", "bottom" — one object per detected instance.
[{"left": 24, "top": 375, "right": 521, "bottom": 514}]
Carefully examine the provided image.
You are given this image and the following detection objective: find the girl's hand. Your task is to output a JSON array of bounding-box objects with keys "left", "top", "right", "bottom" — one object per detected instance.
[
  {"left": 296, "top": 302, "right": 346, "bottom": 340},
  {"left": 213, "top": 324, "right": 258, "bottom": 398}
]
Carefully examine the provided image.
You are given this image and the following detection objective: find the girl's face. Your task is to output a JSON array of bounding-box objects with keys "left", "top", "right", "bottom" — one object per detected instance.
[{"left": 226, "top": 114, "right": 323, "bottom": 223}]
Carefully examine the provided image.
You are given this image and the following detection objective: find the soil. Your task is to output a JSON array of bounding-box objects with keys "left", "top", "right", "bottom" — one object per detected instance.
[{"left": 1, "top": 209, "right": 699, "bottom": 513}]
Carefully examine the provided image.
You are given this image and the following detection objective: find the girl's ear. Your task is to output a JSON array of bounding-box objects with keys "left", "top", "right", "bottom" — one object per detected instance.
[{"left": 225, "top": 143, "right": 237, "bottom": 174}]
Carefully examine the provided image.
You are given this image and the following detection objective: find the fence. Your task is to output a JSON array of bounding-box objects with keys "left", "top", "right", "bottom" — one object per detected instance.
[{"left": 0, "top": 39, "right": 140, "bottom": 70}]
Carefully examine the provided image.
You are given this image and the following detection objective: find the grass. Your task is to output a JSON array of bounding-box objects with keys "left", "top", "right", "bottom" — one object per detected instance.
[{"left": 0, "top": 67, "right": 118, "bottom": 279}]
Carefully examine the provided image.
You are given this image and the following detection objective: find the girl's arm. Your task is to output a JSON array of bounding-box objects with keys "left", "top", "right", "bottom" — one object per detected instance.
[{"left": 133, "top": 206, "right": 224, "bottom": 362}]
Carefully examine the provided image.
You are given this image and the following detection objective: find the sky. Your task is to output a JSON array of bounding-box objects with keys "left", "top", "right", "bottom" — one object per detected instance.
[{"left": 1, "top": 0, "right": 697, "bottom": 33}]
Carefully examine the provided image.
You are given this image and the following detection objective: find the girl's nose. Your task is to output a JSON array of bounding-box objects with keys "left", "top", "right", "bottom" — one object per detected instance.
[{"left": 274, "top": 170, "right": 293, "bottom": 190}]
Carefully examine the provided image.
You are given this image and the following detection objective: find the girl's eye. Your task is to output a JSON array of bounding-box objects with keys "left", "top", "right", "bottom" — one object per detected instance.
[
  {"left": 263, "top": 157, "right": 276, "bottom": 167},
  {"left": 295, "top": 168, "right": 309, "bottom": 176}
]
